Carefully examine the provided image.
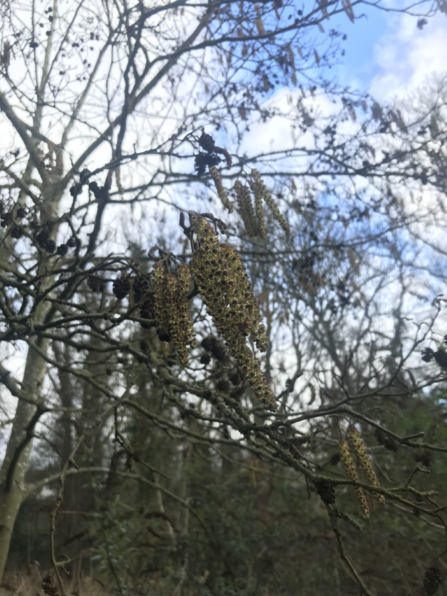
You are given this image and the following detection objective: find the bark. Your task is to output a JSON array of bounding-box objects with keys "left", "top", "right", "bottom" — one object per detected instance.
[
  {"left": 0, "top": 341, "right": 49, "bottom": 580},
  {"left": 0, "top": 179, "right": 63, "bottom": 580}
]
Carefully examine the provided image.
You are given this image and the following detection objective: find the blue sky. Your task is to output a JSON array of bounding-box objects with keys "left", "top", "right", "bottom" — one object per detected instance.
[{"left": 327, "top": 6, "right": 447, "bottom": 100}]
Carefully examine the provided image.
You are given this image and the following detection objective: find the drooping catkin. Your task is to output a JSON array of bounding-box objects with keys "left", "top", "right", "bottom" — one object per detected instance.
[
  {"left": 152, "top": 262, "right": 195, "bottom": 364},
  {"left": 348, "top": 428, "right": 385, "bottom": 505},
  {"left": 175, "top": 263, "right": 197, "bottom": 362},
  {"left": 234, "top": 180, "right": 258, "bottom": 236},
  {"left": 189, "top": 217, "right": 276, "bottom": 411},
  {"left": 251, "top": 169, "right": 290, "bottom": 235},
  {"left": 210, "top": 167, "right": 233, "bottom": 213},
  {"left": 249, "top": 177, "right": 266, "bottom": 238},
  {"left": 153, "top": 263, "right": 174, "bottom": 342},
  {"left": 339, "top": 440, "right": 370, "bottom": 520}
]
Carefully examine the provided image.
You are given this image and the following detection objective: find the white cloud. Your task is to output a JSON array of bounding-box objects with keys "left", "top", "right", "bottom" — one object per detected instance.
[{"left": 370, "top": 13, "right": 447, "bottom": 101}]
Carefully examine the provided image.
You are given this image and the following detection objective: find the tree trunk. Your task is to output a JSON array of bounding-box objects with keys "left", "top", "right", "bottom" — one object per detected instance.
[
  {"left": 0, "top": 177, "right": 63, "bottom": 581},
  {"left": 0, "top": 342, "right": 49, "bottom": 580}
]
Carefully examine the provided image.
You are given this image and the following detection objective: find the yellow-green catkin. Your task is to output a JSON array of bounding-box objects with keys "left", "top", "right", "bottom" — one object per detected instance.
[
  {"left": 251, "top": 169, "right": 290, "bottom": 235},
  {"left": 175, "top": 263, "right": 196, "bottom": 364},
  {"left": 234, "top": 180, "right": 258, "bottom": 236},
  {"left": 348, "top": 428, "right": 385, "bottom": 505},
  {"left": 152, "top": 263, "right": 195, "bottom": 365},
  {"left": 249, "top": 177, "right": 266, "bottom": 238},
  {"left": 339, "top": 440, "right": 370, "bottom": 520},
  {"left": 210, "top": 166, "right": 233, "bottom": 213},
  {"left": 153, "top": 263, "right": 172, "bottom": 341},
  {"left": 189, "top": 217, "right": 276, "bottom": 411}
]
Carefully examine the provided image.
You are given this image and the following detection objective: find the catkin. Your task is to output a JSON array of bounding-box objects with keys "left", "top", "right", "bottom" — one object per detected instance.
[
  {"left": 251, "top": 169, "right": 290, "bottom": 235},
  {"left": 348, "top": 428, "right": 385, "bottom": 505},
  {"left": 152, "top": 262, "right": 195, "bottom": 364},
  {"left": 339, "top": 440, "right": 370, "bottom": 520},
  {"left": 210, "top": 167, "right": 233, "bottom": 213},
  {"left": 189, "top": 217, "right": 276, "bottom": 410},
  {"left": 234, "top": 180, "right": 258, "bottom": 236},
  {"left": 249, "top": 178, "right": 266, "bottom": 238}
]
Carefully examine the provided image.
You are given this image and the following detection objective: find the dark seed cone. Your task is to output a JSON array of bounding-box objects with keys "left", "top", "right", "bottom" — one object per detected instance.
[
  {"left": 422, "top": 347, "right": 434, "bottom": 362},
  {"left": 87, "top": 275, "right": 103, "bottom": 293},
  {"left": 434, "top": 349, "right": 447, "bottom": 368},
  {"left": 199, "top": 131, "right": 216, "bottom": 153},
  {"left": 36, "top": 230, "right": 50, "bottom": 248},
  {"left": 57, "top": 244, "right": 68, "bottom": 256},
  {"left": 216, "top": 379, "right": 230, "bottom": 392},
  {"left": 16, "top": 207, "right": 26, "bottom": 218},
  {"left": 423, "top": 566, "right": 442, "bottom": 595},
  {"left": 1, "top": 212, "right": 12, "bottom": 228},
  {"left": 194, "top": 152, "right": 221, "bottom": 176},
  {"left": 67, "top": 237, "right": 77, "bottom": 248},
  {"left": 202, "top": 336, "right": 227, "bottom": 362},
  {"left": 374, "top": 428, "right": 399, "bottom": 452},
  {"left": 200, "top": 353, "right": 211, "bottom": 365},
  {"left": 140, "top": 294, "right": 156, "bottom": 328},
  {"left": 113, "top": 276, "right": 131, "bottom": 299},
  {"left": 315, "top": 479, "right": 336, "bottom": 505},
  {"left": 46, "top": 239, "right": 56, "bottom": 253},
  {"left": 133, "top": 275, "right": 149, "bottom": 303},
  {"left": 11, "top": 226, "right": 23, "bottom": 239}
]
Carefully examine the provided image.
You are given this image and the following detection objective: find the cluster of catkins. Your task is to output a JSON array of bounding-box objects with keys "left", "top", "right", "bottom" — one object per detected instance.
[
  {"left": 339, "top": 428, "right": 385, "bottom": 520},
  {"left": 111, "top": 266, "right": 195, "bottom": 365},
  {"left": 234, "top": 169, "right": 290, "bottom": 237},
  {"left": 152, "top": 262, "right": 196, "bottom": 365},
  {"left": 189, "top": 216, "right": 276, "bottom": 411}
]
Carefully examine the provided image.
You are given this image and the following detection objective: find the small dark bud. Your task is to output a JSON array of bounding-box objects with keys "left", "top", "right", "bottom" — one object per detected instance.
[{"left": 57, "top": 244, "right": 68, "bottom": 256}]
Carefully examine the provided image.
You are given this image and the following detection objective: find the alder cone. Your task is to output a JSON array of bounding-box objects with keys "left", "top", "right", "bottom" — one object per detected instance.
[
  {"left": 423, "top": 567, "right": 442, "bottom": 595},
  {"left": 315, "top": 479, "right": 336, "bottom": 505},
  {"left": 87, "top": 275, "right": 103, "bottom": 293},
  {"left": 113, "top": 277, "right": 131, "bottom": 299},
  {"left": 11, "top": 226, "right": 22, "bottom": 239},
  {"left": 46, "top": 239, "right": 56, "bottom": 253}
]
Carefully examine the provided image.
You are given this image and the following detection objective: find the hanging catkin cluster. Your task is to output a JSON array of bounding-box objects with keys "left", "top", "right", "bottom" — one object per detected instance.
[
  {"left": 339, "top": 440, "right": 370, "bottom": 520},
  {"left": 234, "top": 170, "right": 290, "bottom": 237},
  {"left": 189, "top": 217, "right": 276, "bottom": 411},
  {"left": 210, "top": 166, "right": 233, "bottom": 213},
  {"left": 234, "top": 181, "right": 258, "bottom": 236},
  {"left": 348, "top": 428, "right": 385, "bottom": 505},
  {"left": 152, "top": 262, "right": 196, "bottom": 365}
]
